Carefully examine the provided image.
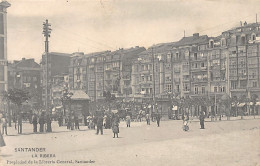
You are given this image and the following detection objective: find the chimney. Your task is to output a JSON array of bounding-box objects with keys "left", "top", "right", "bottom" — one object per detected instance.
[{"left": 193, "top": 33, "right": 199, "bottom": 39}]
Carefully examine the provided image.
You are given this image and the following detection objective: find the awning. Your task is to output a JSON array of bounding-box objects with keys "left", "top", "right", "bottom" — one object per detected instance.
[
  {"left": 112, "top": 110, "right": 118, "bottom": 113},
  {"left": 256, "top": 102, "right": 260, "bottom": 106},
  {"left": 70, "top": 90, "right": 90, "bottom": 100},
  {"left": 172, "top": 106, "right": 178, "bottom": 111},
  {"left": 237, "top": 103, "right": 245, "bottom": 107},
  {"left": 55, "top": 106, "right": 63, "bottom": 109}
]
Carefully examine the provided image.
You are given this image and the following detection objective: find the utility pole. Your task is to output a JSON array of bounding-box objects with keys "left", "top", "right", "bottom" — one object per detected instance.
[{"left": 43, "top": 19, "right": 52, "bottom": 132}]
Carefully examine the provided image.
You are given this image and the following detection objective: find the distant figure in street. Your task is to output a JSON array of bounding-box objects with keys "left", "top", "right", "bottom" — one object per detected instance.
[
  {"left": 146, "top": 113, "right": 150, "bottom": 125},
  {"left": 156, "top": 114, "right": 161, "bottom": 127},
  {"left": 126, "top": 114, "right": 131, "bottom": 127},
  {"left": 58, "top": 115, "right": 63, "bottom": 127},
  {"left": 93, "top": 116, "right": 97, "bottom": 130},
  {"left": 112, "top": 119, "right": 119, "bottom": 138},
  {"left": 39, "top": 114, "right": 45, "bottom": 132},
  {"left": 199, "top": 111, "right": 205, "bottom": 129},
  {"left": 32, "top": 114, "right": 38, "bottom": 133},
  {"left": 46, "top": 114, "right": 52, "bottom": 132},
  {"left": 105, "top": 115, "right": 111, "bottom": 129},
  {"left": 96, "top": 116, "right": 103, "bottom": 135},
  {"left": 75, "top": 116, "right": 80, "bottom": 130},
  {"left": 66, "top": 117, "right": 71, "bottom": 130},
  {"left": 17, "top": 114, "right": 22, "bottom": 134},
  {"left": 1, "top": 116, "right": 8, "bottom": 135},
  {"left": 183, "top": 114, "right": 189, "bottom": 131}
]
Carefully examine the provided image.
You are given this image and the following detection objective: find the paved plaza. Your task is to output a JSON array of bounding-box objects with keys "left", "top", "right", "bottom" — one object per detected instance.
[{"left": 0, "top": 117, "right": 260, "bottom": 166}]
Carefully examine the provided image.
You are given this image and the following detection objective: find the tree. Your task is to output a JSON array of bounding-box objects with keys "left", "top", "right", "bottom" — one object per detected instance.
[
  {"left": 4, "top": 88, "right": 30, "bottom": 132},
  {"left": 220, "top": 94, "right": 231, "bottom": 120}
]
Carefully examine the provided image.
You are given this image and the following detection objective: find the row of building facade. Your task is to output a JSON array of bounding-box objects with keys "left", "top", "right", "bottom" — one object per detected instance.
[{"left": 4, "top": 21, "right": 260, "bottom": 118}]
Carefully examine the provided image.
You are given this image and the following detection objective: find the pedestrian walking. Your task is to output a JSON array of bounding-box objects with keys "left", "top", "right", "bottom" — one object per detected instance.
[
  {"left": 0, "top": 131, "right": 5, "bottom": 147},
  {"left": 199, "top": 111, "right": 205, "bottom": 129},
  {"left": 1, "top": 116, "right": 8, "bottom": 135},
  {"left": 112, "top": 119, "right": 119, "bottom": 138},
  {"left": 32, "top": 114, "right": 38, "bottom": 133},
  {"left": 183, "top": 114, "right": 189, "bottom": 131},
  {"left": 126, "top": 114, "right": 131, "bottom": 127},
  {"left": 146, "top": 113, "right": 150, "bottom": 125},
  {"left": 17, "top": 114, "right": 22, "bottom": 134},
  {"left": 39, "top": 114, "right": 45, "bottom": 132},
  {"left": 75, "top": 116, "right": 80, "bottom": 130},
  {"left": 156, "top": 113, "right": 161, "bottom": 127},
  {"left": 96, "top": 116, "right": 103, "bottom": 135}
]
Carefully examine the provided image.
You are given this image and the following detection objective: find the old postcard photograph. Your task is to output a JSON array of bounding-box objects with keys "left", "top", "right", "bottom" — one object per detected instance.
[{"left": 0, "top": 0, "right": 260, "bottom": 165}]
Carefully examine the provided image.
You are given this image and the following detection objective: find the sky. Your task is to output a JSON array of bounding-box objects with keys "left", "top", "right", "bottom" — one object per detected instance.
[{"left": 5, "top": 0, "right": 260, "bottom": 62}]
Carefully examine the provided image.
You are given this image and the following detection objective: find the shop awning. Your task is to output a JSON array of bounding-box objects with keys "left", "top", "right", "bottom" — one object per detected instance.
[
  {"left": 112, "top": 110, "right": 118, "bottom": 113},
  {"left": 70, "top": 90, "right": 90, "bottom": 100},
  {"left": 237, "top": 103, "right": 245, "bottom": 107}
]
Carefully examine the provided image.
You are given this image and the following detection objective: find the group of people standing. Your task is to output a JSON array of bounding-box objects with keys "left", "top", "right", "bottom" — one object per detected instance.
[{"left": 32, "top": 113, "right": 52, "bottom": 133}]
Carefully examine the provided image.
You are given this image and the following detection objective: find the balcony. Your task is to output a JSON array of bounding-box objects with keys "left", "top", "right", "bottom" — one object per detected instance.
[{"left": 191, "top": 78, "right": 208, "bottom": 83}]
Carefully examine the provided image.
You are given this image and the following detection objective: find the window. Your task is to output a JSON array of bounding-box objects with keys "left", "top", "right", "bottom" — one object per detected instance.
[
  {"left": 253, "top": 81, "right": 257, "bottom": 87},
  {"left": 176, "top": 53, "right": 180, "bottom": 59},
  {"left": 231, "top": 81, "right": 237, "bottom": 89},
  {"left": 150, "top": 75, "right": 152, "bottom": 81},
  {"left": 177, "top": 85, "right": 180, "bottom": 92},
  {"left": 141, "top": 76, "right": 145, "bottom": 82},
  {"left": 241, "top": 36, "right": 246, "bottom": 45},
  {"left": 214, "top": 87, "right": 218, "bottom": 92},
  {"left": 252, "top": 34, "right": 256, "bottom": 40},
  {"left": 201, "top": 86, "right": 205, "bottom": 94},
  {"left": 201, "top": 62, "right": 205, "bottom": 67},
  {"left": 209, "top": 40, "right": 214, "bottom": 48},
  {"left": 194, "top": 53, "right": 197, "bottom": 60},
  {"left": 166, "top": 84, "right": 172, "bottom": 92},
  {"left": 195, "top": 85, "right": 199, "bottom": 94}
]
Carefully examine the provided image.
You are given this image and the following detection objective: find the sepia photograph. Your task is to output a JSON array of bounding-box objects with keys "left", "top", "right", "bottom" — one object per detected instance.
[{"left": 0, "top": 0, "right": 260, "bottom": 165}]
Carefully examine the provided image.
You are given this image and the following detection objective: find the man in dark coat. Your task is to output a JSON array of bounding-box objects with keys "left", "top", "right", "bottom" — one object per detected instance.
[
  {"left": 39, "top": 114, "right": 45, "bottom": 132},
  {"left": 96, "top": 116, "right": 103, "bottom": 135},
  {"left": 32, "top": 114, "right": 38, "bottom": 133},
  {"left": 75, "top": 116, "right": 80, "bottom": 130},
  {"left": 199, "top": 111, "right": 205, "bottom": 129},
  {"left": 156, "top": 113, "right": 161, "bottom": 127}
]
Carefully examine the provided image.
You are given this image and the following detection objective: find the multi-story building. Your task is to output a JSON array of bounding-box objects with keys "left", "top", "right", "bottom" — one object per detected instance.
[
  {"left": 132, "top": 22, "right": 260, "bottom": 118},
  {"left": 51, "top": 73, "right": 69, "bottom": 108},
  {"left": 69, "top": 47, "right": 145, "bottom": 101},
  {"left": 69, "top": 51, "right": 110, "bottom": 101},
  {"left": 8, "top": 58, "right": 42, "bottom": 106},
  {"left": 0, "top": 1, "right": 10, "bottom": 110},
  {"left": 41, "top": 52, "right": 71, "bottom": 110}
]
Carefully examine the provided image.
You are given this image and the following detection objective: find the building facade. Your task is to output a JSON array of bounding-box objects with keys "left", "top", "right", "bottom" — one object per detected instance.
[
  {"left": 0, "top": 1, "right": 10, "bottom": 110},
  {"left": 69, "top": 47, "right": 145, "bottom": 101},
  {"left": 131, "top": 22, "right": 260, "bottom": 118},
  {"left": 8, "top": 58, "right": 42, "bottom": 109},
  {"left": 41, "top": 52, "right": 71, "bottom": 110}
]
